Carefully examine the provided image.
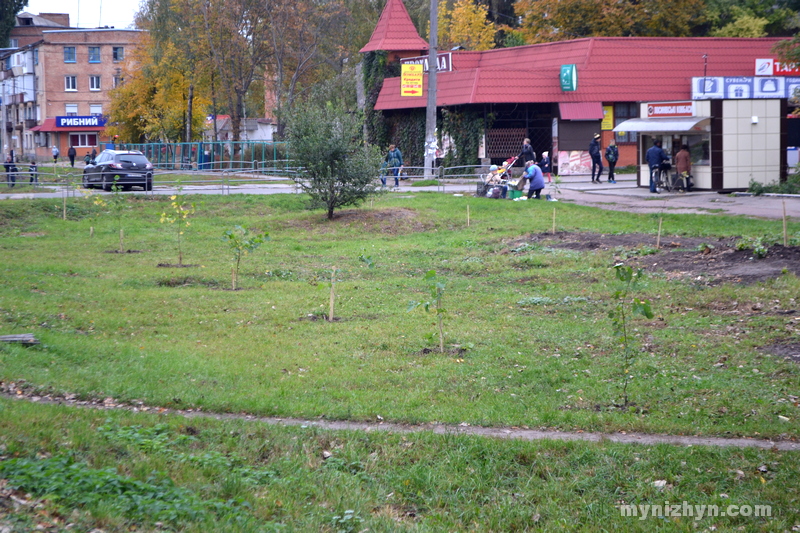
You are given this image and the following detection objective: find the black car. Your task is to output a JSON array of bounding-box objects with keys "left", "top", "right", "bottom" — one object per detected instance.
[{"left": 83, "top": 149, "right": 154, "bottom": 191}]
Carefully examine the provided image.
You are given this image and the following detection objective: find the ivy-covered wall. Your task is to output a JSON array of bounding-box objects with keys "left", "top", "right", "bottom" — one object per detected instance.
[{"left": 362, "top": 51, "right": 486, "bottom": 169}]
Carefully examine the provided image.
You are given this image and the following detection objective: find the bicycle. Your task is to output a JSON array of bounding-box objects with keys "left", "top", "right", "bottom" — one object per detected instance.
[{"left": 654, "top": 160, "right": 675, "bottom": 192}]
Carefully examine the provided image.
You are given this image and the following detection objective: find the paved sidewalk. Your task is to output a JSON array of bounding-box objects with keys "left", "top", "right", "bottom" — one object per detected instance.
[{"left": 2, "top": 172, "right": 797, "bottom": 220}]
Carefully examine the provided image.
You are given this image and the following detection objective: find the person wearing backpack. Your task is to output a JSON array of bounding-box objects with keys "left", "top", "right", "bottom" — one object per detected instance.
[{"left": 605, "top": 138, "right": 619, "bottom": 184}]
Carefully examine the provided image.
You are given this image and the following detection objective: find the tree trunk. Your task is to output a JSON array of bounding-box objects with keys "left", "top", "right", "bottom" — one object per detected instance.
[{"left": 185, "top": 83, "right": 194, "bottom": 143}]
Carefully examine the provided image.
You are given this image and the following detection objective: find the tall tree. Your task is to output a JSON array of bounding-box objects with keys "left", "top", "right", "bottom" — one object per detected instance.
[
  {"left": 264, "top": 0, "right": 347, "bottom": 138},
  {"left": 514, "top": 0, "right": 705, "bottom": 42},
  {"left": 436, "top": 0, "right": 496, "bottom": 51},
  {"left": 201, "top": 0, "right": 273, "bottom": 152},
  {"left": 0, "top": 0, "right": 27, "bottom": 48}
]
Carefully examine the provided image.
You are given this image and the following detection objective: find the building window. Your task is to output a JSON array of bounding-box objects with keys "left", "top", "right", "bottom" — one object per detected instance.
[
  {"left": 65, "top": 76, "right": 77, "bottom": 91},
  {"left": 64, "top": 46, "right": 76, "bottom": 63},
  {"left": 65, "top": 104, "right": 78, "bottom": 116},
  {"left": 88, "top": 46, "right": 101, "bottom": 63},
  {"left": 90, "top": 104, "right": 103, "bottom": 116},
  {"left": 614, "top": 103, "right": 639, "bottom": 144},
  {"left": 10, "top": 39, "right": 19, "bottom": 48},
  {"left": 33, "top": 49, "right": 38, "bottom": 65},
  {"left": 113, "top": 47, "right": 124, "bottom": 61},
  {"left": 113, "top": 75, "right": 124, "bottom": 88},
  {"left": 89, "top": 75, "right": 101, "bottom": 91},
  {"left": 70, "top": 133, "right": 98, "bottom": 147}
]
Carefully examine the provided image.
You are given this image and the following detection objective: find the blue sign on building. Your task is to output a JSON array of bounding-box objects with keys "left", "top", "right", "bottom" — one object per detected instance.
[
  {"left": 55, "top": 116, "right": 106, "bottom": 128},
  {"left": 693, "top": 77, "right": 800, "bottom": 100}
]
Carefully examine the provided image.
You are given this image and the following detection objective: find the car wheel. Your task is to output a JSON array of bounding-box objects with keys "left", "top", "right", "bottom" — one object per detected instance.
[{"left": 102, "top": 174, "right": 112, "bottom": 192}]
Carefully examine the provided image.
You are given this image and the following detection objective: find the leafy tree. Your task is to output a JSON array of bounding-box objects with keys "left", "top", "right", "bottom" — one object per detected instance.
[
  {"left": 0, "top": 0, "right": 26, "bottom": 48},
  {"left": 711, "top": 8, "right": 768, "bottom": 36},
  {"left": 201, "top": 0, "right": 273, "bottom": 152},
  {"left": 702, "top": 0, "right": 799, "bottom": 36},
  {"left": 514, "top": 0, "right": 705, "bottom": 42},
  {"left": 773, "top": 33, "right": 800, "bottom": 64},
  {"left": 264, "top": 0, "right": 347, "bottom": 138},
  {"left": 287, "top": 102, "right": 382, "bottom": 220},
  {"left": 436, "top": 0, "right": 496, "bottom": 51},
  {"left": 107, "top": 0, "right": 212, "bottom": 142}
]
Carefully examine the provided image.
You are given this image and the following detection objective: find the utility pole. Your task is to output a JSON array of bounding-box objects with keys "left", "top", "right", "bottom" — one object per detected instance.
[{"left": 423, "top": 0, "right": 438, "bottom": 179}]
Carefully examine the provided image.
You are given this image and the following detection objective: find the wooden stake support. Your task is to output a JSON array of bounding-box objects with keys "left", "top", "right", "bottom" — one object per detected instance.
[
  {"left": 329, "top": 267, "right": 336, "bottom": 322},
  {"left": 657, "top": 217, "right": 663, "bottom": 249},
  {"left": 467, "top": 204, "right": 470, "bottom": 227},
  {"left": 783, "top": 200, "right": 788, "bottom": 247},
  {"left": 552, "top": 208, "right": 556, "bottom": 235}
]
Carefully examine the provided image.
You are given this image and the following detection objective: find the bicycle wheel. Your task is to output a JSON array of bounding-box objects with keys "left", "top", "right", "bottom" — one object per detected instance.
[{"left": 660, "top": 170, "right": 673, "bottom": 192}]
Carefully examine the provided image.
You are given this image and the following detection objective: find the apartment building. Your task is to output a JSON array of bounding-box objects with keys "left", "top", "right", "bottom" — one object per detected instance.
[{"left": 1, "top": 14, "right": 141, "bottom": 162}]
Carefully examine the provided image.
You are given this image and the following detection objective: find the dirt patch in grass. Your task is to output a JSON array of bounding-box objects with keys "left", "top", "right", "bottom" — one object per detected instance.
[
  {"left": 104, "top": 249, "right": 143, "bottom": 254},
  {"left": 156, "top": 276, "right": 220, "bottom": 288},
  {"left": 762, "top": 342, "right": 800, "bottom": 364},
  {"left": 518, "top": 232, "right": 800, "bottom": 283},
  {"left": 286, "top": 207, "right": 432, "bottom": 235},
  {"left": 157, "top": 263, "right": 201, "bottom": 268}
]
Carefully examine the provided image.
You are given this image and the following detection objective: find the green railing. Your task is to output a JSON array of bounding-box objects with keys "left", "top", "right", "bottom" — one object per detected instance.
[{"left": 115, "top": 141, "right": 290, "bottom": 173}]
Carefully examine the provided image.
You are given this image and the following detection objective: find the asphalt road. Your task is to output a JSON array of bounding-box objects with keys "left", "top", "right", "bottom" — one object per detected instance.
[{"left": 1, "top": 173, "right": 798, "bottom": 220}]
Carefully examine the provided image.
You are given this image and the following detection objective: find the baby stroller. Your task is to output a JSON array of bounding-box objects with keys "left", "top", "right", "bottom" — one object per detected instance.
[{"left": 475, "top": 157, "right": 518, "bottom": 198}]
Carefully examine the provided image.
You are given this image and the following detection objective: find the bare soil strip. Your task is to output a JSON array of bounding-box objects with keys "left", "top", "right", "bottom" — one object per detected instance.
[{"left": 3, "top": 392, "right": 798, "bottom": 451}]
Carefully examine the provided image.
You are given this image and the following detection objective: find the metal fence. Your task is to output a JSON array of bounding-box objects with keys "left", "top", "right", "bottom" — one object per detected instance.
[{"left": 116, "top": 141, "right": 290, "bottom": 173}]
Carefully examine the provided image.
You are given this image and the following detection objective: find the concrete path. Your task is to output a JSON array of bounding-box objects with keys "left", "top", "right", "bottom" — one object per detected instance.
[
  {"left": 1, "top": 172, "right": 798, "bottom": 220},
  {"left": 3, "top": 392, "right": 798, "bottom": 450}
]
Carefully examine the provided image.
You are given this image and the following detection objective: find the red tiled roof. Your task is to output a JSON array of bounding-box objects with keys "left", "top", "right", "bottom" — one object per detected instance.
[
  {"left": 359, "top": 0, "right": 428, "bottom": 53},
  {"left": 374, "top": 37, "right": 785, "bottom": 110}
]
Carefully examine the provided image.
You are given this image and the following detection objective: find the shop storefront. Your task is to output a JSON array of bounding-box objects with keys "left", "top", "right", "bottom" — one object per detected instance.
[{"left": 29, "top": 115, "right": 105, "bottom": 161}]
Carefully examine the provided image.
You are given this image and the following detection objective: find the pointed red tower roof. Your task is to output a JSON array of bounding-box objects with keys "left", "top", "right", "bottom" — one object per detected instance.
[{"left": 360, "top": 0, "right": 429, "bottom": 53}]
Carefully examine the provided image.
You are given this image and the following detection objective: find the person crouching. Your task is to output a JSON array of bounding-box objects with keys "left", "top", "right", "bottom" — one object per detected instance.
[{"left": 524, "top": 160, "right": 545, "bottom": 199}]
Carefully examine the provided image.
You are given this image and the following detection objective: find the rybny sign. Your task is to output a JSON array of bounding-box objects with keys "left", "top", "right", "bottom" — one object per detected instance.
[{"left": 55, "top": 116, "right": 106, "bottom": 128}]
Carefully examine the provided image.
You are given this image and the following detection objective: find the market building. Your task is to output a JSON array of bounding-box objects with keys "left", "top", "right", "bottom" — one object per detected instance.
[
  {"left": 1, "top": 14, "right": 141, "bottom": 163},
  {"left": 362, "top": 0, "right": 798, "bottom": 190}
]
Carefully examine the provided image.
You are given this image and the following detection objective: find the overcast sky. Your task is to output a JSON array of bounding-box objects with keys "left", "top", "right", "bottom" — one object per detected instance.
[{"left": 23, "top": 0, "right": 141, "bottom": 30}]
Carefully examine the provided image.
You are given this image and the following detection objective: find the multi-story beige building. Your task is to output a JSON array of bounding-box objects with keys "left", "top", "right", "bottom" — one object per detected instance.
[{"left": 1, "top": 13, "right": 140, "bottom": 163}]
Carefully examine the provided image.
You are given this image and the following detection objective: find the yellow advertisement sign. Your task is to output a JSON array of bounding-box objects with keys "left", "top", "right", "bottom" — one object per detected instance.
[
  {"left": 401, "top": 64, "right": 424, "bottom": 97},
  {"left": 601, "top": 105, "right": 614, "bottom": 130}
]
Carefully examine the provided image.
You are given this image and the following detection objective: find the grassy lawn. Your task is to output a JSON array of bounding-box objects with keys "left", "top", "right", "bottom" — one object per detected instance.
[
  {"left": 0, "top": 191, "right": 798, "bottom": 530},
  {"left": 0, "top": 399, "right": 797, "bottom": 532}
]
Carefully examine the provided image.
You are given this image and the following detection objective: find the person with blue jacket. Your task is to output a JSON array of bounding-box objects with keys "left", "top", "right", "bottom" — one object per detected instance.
[
  {"left": 386, "top": 144, "right": 404, "bottom": 188},
  {"left": 645, "top": 140, "right": 670, "bottom": 194},
  {"left": 524, "top": 160, "right": 545, "bottom": 199}
]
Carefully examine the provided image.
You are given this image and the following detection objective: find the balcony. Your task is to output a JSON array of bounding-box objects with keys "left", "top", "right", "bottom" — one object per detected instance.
[
  {"left": 4, "top": 122, "right": 12, "bottom": 132},
  {"left": 25, "top": 119, "right": 37, "bottom": 129},
  {"left": 14, "top": 122, "right": 23, "bottom": 131}
]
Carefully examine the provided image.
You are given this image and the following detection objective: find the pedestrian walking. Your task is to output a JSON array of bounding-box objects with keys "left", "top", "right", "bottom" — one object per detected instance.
[
  {"left": 68, "top": 146, "right": 77, "bottom": 167},
  {"left": 51, "top": 145, "right": 60, "bottom": 164},
  {"left": 605, "top": 139, "right": 619, "bottom": 183},
  {"left": 589, "top": 133, "right": 603, "bottom": 183}
]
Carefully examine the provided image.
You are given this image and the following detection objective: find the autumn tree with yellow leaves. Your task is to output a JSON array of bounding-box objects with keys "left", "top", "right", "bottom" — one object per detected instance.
[{"left": 435, "top": 0, "right": 497, "bottom": 51}]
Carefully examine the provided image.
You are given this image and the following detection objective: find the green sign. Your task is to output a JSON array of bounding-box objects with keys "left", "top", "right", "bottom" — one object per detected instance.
[{"left": 560, "top": 64, "right": 577, "bottom": 91}]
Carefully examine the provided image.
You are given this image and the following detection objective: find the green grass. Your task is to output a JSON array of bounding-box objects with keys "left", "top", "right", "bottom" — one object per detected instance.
[
  {"left": 1, "top": 192, "right": 799, "bottom": 531},
  {"left": 0, "top": 192, "right": 798, "bottom": 442},
  {"left": 0, "top": 399, "right": 798, "bottom": 532}
]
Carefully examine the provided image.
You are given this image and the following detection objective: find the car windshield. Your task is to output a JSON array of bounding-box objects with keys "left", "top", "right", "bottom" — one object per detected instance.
[{"left": 117, "top": 155, "right": 150, "bottom": 165}]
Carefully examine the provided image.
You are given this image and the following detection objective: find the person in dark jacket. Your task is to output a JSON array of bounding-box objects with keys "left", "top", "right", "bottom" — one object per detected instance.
[
  {"left": 4, "top": 155, "right": 13, "bottom": 188},
  {"left": 645, "top": 140, "right": 670, "bottom": 194},
  {"left": 589, "top": 133, "right": 603, "bottom": 183},
  {"left": 68, "top": 146, "right": 77, "bottom": 167},
  {"left": 539, "top": 151, "right": 552, "bottom": 183},
  {"left": 604, "top": 138, "right": 619, "bottom": 184},
  {"left": 518, "top": 138, "right": 536, "bottom": 174},
  {"left": 29, "top": 160, "right": 38, "bottom": 184}
]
